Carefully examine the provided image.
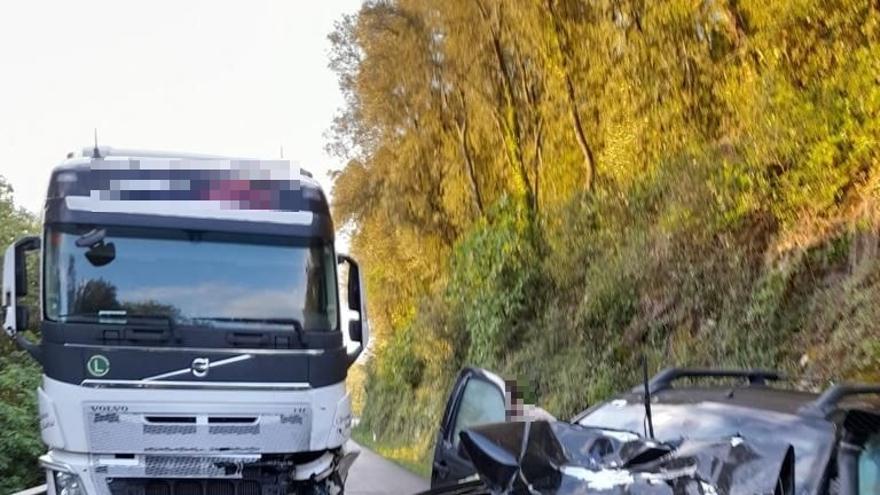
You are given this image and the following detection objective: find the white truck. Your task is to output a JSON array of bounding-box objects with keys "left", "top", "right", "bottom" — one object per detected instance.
[{"left": 2, "top": 147, "right": 368, "bottom": 495}]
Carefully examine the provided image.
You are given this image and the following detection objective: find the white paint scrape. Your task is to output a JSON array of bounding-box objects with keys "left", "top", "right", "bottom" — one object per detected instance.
[
  {"left": 561, "top": 467, "right": 634, "bottom": 490},
  {"left": 700, "top": 481, "right": 720, "bottom": 495},
  {"left": 598, "top": 429, "right": 640, "bottom": 442}
]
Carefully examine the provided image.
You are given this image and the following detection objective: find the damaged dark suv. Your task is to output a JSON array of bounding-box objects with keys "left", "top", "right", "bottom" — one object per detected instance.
[{"left": 422, "top": 367, "right": 880, "bottom": 495}]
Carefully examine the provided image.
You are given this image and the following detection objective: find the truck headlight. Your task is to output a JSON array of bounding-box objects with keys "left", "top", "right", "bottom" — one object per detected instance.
[{"left": 52, "top": 471, "right": 85, "bottom": 495}]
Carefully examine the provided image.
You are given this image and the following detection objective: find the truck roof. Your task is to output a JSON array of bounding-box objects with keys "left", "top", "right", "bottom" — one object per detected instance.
[
  {"left": 43, "top": 145, "right": 334, "bottom": 239},
  {"left": 60, "top": 145, "right": 318, "bottom": 183}
]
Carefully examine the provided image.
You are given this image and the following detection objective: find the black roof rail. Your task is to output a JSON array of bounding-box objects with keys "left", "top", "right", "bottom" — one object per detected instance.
[
  {"left": 633, "top": 367, "right": 785, "bottom": 395},
  {"left": 800, "top": 384, "right": 880, "bottom": 417}
]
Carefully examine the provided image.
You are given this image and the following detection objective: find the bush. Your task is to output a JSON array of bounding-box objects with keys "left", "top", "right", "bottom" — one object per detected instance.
[
  {"left": 447, "top": 198, "right": 540, "bottom": 368},
  {"left": 0, "top": 347, "right": 43, "bottom": 493}
]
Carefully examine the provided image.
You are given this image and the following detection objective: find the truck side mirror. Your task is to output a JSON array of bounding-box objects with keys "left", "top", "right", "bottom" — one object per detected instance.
[
  {"left": 3, "top": 235, "right": 41, "bottom": 335},
  {"left": 15, "top": 306, "right": 29, "bottom": 331},
  {"left": 348, "top": 320, "right": 362, "bottom": 342},
  {"left": 337, "top": 254, "right": 369, "bottom": 366},
  {"left": 344, "top": 257, "right": 361, "bottom": 312}
]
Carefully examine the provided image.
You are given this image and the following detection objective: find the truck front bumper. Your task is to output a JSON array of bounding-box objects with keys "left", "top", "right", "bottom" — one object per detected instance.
[{"left": 40, "top": 446, "right": 359, "bottom": 495}]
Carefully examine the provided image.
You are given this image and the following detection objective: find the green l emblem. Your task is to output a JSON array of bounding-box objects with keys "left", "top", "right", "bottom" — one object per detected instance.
[{"left": 87, "top": 355, "right": 110, "bottom": 377}]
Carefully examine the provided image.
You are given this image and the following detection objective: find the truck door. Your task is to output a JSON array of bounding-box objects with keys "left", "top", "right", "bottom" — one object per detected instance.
[{"left": 430, "top": 367, "right": 507, "bottom": 488}]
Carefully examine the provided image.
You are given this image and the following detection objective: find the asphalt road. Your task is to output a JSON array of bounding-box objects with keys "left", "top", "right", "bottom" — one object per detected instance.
[
  {"left": 11, "top": 444, "right": 428, "bottom": 495},
  {"left": 345, "top": 441, "right": 429, "bottom": 495}
]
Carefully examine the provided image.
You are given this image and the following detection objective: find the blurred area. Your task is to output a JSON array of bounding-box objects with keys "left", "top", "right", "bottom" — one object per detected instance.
[{"left": 332, "top": 0, "right": 880, "bottom": 474}]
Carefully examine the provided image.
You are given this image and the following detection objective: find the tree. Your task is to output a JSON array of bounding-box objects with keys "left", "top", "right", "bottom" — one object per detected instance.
[
  {"left": 0, "top": 175, "right": 42, "bottom": 492},
  {"left": 330, "top": 0, "right": 880, "bottom": 471}
]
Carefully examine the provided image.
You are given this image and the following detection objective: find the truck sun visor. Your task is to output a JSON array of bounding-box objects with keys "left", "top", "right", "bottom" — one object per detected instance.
[
  {"left": 48, "top": 159, "right": 327, "bottom": 225},
  {"left": 459, "top": 420, "right": 795, "bottom": 494}
]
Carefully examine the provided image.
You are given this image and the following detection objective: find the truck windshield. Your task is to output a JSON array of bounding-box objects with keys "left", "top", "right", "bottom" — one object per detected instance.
[
  {"left": 579, "top": 402, "right": 834, "bottom": 494},
  {"left": 44, "top": 225, "right": 338, "bottom": 331}
]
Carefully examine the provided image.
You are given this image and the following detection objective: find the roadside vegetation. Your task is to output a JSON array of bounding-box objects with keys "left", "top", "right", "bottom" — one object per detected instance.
[
  {"left": 0, "top": 177, "right": 43, "bottom": 492},
  {"left": 329, "top": 0, "right": 880, "bottom": 474}
]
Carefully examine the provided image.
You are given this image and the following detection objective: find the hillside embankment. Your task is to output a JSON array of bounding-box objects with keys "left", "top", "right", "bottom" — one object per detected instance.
[{"left": 329, "top": 0, "right": 880, "bottom": 473}]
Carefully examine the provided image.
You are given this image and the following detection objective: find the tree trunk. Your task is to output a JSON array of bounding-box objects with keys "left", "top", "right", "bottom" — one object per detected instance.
[
  {"left": 479, "top": 0, "right": 535, "bottom": 217},
  {"left": 548, "top": 0, "right": 597, "bottom": 192},
  {"left": 533, "top": 116, "right": 544, "bottom": 215},
  {"left": 565, "top": 76, "right": 596, "bottom": 192},
  {"left": 455, "top": 111, "right": 485, "bottom": 216}
]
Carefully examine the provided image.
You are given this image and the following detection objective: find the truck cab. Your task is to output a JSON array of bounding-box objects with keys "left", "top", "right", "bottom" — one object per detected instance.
[{"left": 2, "top": 147, "right": 369, "bottom": 495}]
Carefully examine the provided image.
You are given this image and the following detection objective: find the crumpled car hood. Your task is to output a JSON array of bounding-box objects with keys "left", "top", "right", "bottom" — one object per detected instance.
[{"left": 459, "top": 420, "right": 794, "bottom": 494}]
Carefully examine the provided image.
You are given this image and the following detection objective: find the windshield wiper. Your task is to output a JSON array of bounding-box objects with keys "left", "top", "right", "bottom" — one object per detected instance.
[{"left": 191, "top": 317, "right": 307, "bottom": 347}]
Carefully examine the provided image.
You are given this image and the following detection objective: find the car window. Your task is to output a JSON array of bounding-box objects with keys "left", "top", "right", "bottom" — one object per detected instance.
[
  {"left": 860, "top": 433, "right": 880, "bottom": 495},
  {"left": 450, "top": 377, "right": 505, "bottom": 447}
]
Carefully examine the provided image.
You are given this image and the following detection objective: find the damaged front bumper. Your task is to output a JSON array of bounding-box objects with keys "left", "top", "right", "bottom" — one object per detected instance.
[
  {"left": 41, "top": 445, "right": 360, "bottom": 495},
  {"left": 423, "top": 420, "right": 794, "bottom": 495}
]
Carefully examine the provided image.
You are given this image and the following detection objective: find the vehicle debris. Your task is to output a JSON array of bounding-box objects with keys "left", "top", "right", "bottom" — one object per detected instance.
[
  {"left": 425, "top": 367, "right": 880, "bottom": 495},
  {"left": 458, "top": 420, "right": 794, "bottom": 494}
]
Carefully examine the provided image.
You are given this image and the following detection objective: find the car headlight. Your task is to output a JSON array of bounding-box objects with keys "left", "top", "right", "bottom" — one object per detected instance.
[{"left": 53, "top": 471, "right": 85, "bottom": 495}]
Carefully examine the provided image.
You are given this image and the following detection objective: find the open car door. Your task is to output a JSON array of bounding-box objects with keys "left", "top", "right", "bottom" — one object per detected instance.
[{"left": 430, "top": 367, "right": 507, "bottom": 489}]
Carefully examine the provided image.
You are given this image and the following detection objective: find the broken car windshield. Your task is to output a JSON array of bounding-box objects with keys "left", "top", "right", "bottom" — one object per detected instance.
[{"left": 578, "top": 401, "right": 834, "bottom": 494}]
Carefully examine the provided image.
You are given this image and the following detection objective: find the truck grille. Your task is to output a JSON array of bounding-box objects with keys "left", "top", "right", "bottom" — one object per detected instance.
[{"left": 107, "top": 478, "right": 270, "bottom": 495}]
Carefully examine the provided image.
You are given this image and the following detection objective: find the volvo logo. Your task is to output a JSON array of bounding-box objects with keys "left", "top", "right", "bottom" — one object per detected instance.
[
  {"left": 143, "top": 354, "right": 251, "bottom": 382},
  {"left": 191, "top": 357, "right": 210, "bottom": 377}
]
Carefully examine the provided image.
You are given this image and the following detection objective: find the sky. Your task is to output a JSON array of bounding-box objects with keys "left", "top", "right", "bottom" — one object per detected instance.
[{"left": 0, "top": 0, "right": 363, "bottom": 215}]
